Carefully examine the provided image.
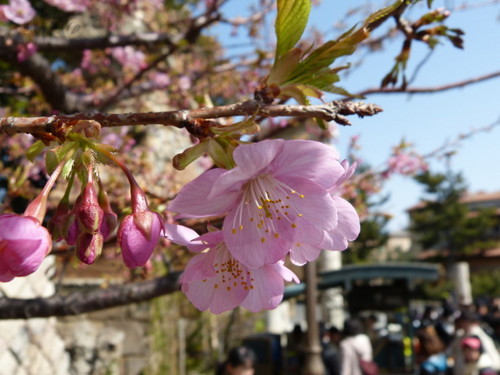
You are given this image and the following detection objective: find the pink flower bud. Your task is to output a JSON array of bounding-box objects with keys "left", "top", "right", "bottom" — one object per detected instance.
[
  {"left": 63, "top": 213, "right": 78, "bottom": 245},
  {"left": 0, "top": 214, "right": 52, "bottom": 282},
  {"left": 76, "top": 232, "right": 103, "bottom": 265},
  {"left": 118, "top": 211, "right": 162, "bottom": 268},
  {"left": 76, "top": 181, "right": 104, "bottom": 234},
  {"left": 97, "top": 183, "right": 118, "bottom": 240},
  {"left": 101, "top": 212, "right": 118, "bottom": 240},
  {"left": 48, "top": 199, "right": 70, "bottom": 241}
]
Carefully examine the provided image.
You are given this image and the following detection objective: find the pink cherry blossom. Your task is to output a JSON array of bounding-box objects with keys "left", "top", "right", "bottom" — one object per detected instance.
[
  {"left": 0, "top": 214, "right": 52, "bottom": 282},
  {"left": 43, "top": 0, "right": 89, "bottom": 12},
  {"left": 2, "top": 0, "right": 36, "bottom": 25},
  {"left": 163, "top": 224, "right": 299, "bottom": 314},
  {"left": 17, "top": 42, "right": 37, "bottom": 62},
  {"left": 292, "top": 160, "right": 361, "bottom": 265},
  {"left": 169, "top": 139, "right": 345, "bottom": 268},
  {"left": 118, "top": 211, "right": 163, "bottom": 268},
  {"left": 110, "top": 46, "right": 147, "bottom": 73},
  {"left": 385, "top": 151, "right": 428, "bottom": 177}
]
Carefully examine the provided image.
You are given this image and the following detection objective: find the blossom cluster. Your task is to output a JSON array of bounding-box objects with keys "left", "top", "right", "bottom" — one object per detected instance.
[
  {"left": 0, "top": 125, "right": 162, "bottom": 282},
  {"left": 0, "top": 135, "right": 359, "bottom": 315},
  {"left": 0, "top": 0, "right": 162, "bottom": 25},
  {"left": 384, "top": 148, "right": 428, "bottom": 178},
  {"left": 164, "top": 139, "right": 360, "bottom": 313}
]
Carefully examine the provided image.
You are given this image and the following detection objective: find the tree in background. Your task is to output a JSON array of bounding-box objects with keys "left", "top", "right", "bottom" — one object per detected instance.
[{"left": 410, "top": 170, "right": 496, "bottom": 261}]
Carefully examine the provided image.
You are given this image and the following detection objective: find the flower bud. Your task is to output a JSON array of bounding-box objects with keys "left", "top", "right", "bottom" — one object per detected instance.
[
  {"left": 63, "top": 213, "right": 78, "bottom": 245},
  {"left": 97, "top": 183, "right": 118, "bottom": 240},
  {"left": 76, "top": 232, "right": 103, "bottom": 265},
  {"left": 76, "top": 180, "right": 104, "bottom": 234},
  {"left": 0, "top": 214, "right": 52, "bottom": 282},
  {"left": 118, "top": 211, "right": 162, "bottom": 268},
  {"left": 48, "top": 199, "right": 70, "bottom": 241}
]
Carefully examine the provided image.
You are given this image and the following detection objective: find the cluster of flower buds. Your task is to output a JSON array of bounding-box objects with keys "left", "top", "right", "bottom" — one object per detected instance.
[{"left": 0, "top": 120, "right": 162, "bottom": 282}]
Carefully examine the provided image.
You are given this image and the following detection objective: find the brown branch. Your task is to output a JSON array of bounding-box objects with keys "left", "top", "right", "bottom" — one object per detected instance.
[
  {"left": 96, "top": 12, "right": 221, "bottom": 111},
  {"left": 0, "top": 100, "right": 383, "bottom": 136},
  {"left": 1, "top": 51, "right": 87, "bottom": 113},
  {"left": 33, "top": 33, "right": 176, "bottom": 52},
  {"left": 355, "top": 70, "right": 500, "bottom": 96},
  {"left": 0, "top": 272, "right": 180, "bottom": 319}
]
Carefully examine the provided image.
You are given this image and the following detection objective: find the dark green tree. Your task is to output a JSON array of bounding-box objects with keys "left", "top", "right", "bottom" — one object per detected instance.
[{"left": 409, "top": 171, "right": 496, "bottom": 262}]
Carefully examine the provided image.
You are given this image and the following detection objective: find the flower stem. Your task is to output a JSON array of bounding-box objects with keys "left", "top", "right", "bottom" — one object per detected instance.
[
  {"left": 94, "top": 144, "right": 149, "bottom": 213},
  {"left": 24, "top": 159, "right": 66, "bottom": 222}
]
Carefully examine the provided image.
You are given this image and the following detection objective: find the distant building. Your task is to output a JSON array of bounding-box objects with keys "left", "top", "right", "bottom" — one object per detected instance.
[
  {"left": 374, "top": 231, "right": 413, "bottom": 261},
  {"left": 407, "top": 190, "right": 500, "bottom": 272}
]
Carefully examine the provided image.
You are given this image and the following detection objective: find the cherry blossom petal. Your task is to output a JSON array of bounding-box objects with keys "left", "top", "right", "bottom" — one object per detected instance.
[
  {"left": 290, "top": 243, "right": 322, "bottom": 266},
  {"left": 320, "top": 197, "right": 360, "bottom": 250},
  {"left": 180, "top": 246, "right": 250, "bottom": 314},
  {"left": 278, "top": 177, "right": 338, "bottom": 230},
  {"left": 179, "top": 248, "right": 217, "bottom": 282},
  {"left": 163, "top": 223, "right": 208, "bottom": 253},
  {"left": 208, "top": 140, "right": 284, "bottom": 198},
  {"left": 272, "top": 140, "right": 343, "bottom": 189},
  {"left": 274, "top": 261, "right": 300, "bottom": 283},
  {"left": 223, "top": 205, "right": 292, "bottom": 268},
  {"left": 241, "top": 263, "right": 288, "bottom": 312},
  {"left": 169, "top": 169, "right": 238, "bottom": 217}
]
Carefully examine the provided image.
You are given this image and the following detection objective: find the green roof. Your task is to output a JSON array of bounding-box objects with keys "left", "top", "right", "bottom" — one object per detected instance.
[{"left": 284, "top": 262, "right": 440, "bottom": 300}]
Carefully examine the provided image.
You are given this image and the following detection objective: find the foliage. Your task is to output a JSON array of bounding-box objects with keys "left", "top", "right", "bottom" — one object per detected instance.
[
  {"left": 410, "top": 171, "right": 496, "bottom": 258},
  {"left": 471, "top": 270, "right": 500, "bottom": 297}
]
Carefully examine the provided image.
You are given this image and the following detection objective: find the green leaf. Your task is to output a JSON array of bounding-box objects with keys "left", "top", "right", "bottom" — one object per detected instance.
[
  {"left": 364, "top": 0, "right": 408, "bottom": 31},
  {"left": 280, "top": 85, "right": 310, "bottom": 105},
  {"left": 45, "top": 150, "right": 59, "bottom": 175},
  {"left": 61, "top": 159, "right": 75, "bottom": 180},
  {"left": 173, "top": 141, "right": 208, "bottom": 170},
  {"left": 207, "top": 139, "right": 233, "bottom": 169},
  {"left": 275, "top": 0, "right": 311, "bottom": 59},
  {"left": 211, "top": 117, "right": 260, "bottom": 136},
  {"left": 268, "top": 48, "right": 303, "bottom": 85},
  {"left": 93, "top": 144, "right": 118, "bottom": 166},
  {"left": 26, "top": 140, "right": 46, "bottom": 162},
  {"left": 286, "top": 27, "right": 369, "bottom": 85}
]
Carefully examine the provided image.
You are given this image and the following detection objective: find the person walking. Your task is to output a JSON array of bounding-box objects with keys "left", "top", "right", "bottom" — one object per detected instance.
[{"left": 340, "top": 317, "right": 377, "bottom": 375}]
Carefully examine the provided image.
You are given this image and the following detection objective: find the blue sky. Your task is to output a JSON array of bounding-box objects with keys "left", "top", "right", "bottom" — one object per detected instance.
[{"left": 210, "top": 0, "right": 500, "bottom": 231}]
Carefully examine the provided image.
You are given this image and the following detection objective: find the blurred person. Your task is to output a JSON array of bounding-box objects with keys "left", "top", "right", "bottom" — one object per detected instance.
[
  {"left": 286, "top": 324, "right": 306, "bottom": 375},
  {"left": 450, "top": 310, "right": 500, "bottom": 375},
  {"left": 460, "top": 336, "right": 497, "bottom": 375},
  {"left": 435, "top": 301, "right": 457, "bottom": 348},
  {"left": 415, "top": 325, "right": 449, "bottom": 375},
  {"left": 216, "top": 346, "right": 256, "bottom": 375},
  {"left": 364, "top": 314, "right": 380, "bottom": 342},
  {"left": 322, "top": 326, "right": 341, "bottom": 375},
  {"left": 340, "top": 317, "right": 377, "bottom": 375}
]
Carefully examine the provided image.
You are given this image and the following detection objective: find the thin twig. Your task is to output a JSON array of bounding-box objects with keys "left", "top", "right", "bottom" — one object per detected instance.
[{"left": 355, "top": 70, "right": 500, "bottom": 96}]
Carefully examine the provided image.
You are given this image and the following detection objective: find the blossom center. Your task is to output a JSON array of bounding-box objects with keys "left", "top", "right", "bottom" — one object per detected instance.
[
  {"left": 206, "top": 246, "right": 254, "bottom": 292},
  {"left": 231, "top": 174, "right": 304, "bottom": 242}
]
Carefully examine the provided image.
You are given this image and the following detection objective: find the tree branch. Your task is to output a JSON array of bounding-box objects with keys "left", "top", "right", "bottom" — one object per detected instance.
[
  {"left": 0, "top": 100, "right": 383, "bottom": 136},
  {"left": 355, "top": 70, "right": 500, "bottom": 96},
  {"left": 0, "top": 272, "right": 180, "bottom": 319},
  {"left": 33, "top": 33, "right": 176, "bottom": 52},
  {"left": 96, "top": 12, "right": 221, "bottom": 111},
  {"left": 1, "top": 51, "right": 87, "bottom": 113}
]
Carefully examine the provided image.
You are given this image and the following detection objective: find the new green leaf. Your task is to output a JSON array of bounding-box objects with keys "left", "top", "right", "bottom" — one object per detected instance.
[
  {"left": 275, "top": 0, "right": 311, "bottom": 59},
  {"left": 26, "top": 140, "right": 45, "bottom": 162}
]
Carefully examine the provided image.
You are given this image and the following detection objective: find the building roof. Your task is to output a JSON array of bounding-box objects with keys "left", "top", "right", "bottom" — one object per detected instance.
[
  {"left": 407, "top": 190, "right": 500, "bottom": 212},
  {"left": 283, "top": 262, "right": 439, "bottom": 300}
]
